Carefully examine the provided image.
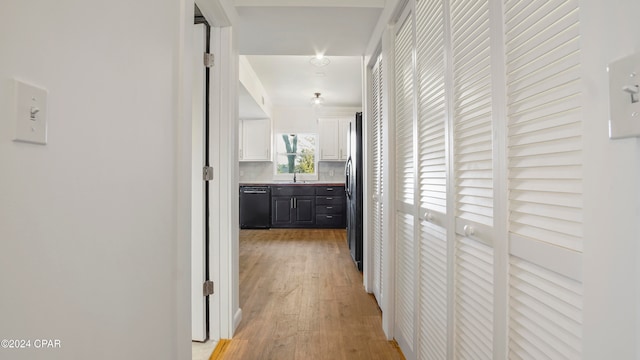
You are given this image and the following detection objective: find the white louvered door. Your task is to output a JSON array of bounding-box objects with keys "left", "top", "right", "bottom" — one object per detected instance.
[
  {"left": 450, "top": 0, "right": 495, "bottom": 357},
  {"left": 386, "top": 0, "right": 585, "bottom": 358},
  {"left": 371, "top": 53, "right": 384, "bottom": 305},
  {"left": 415, "top": 0, "right": 448, "bottom": 358},
  {"left": 505, "top": 0, "right": 584, "bottom": 358},
  {"left": 394, "top": 7, "right": 417, "bottom": 359}
]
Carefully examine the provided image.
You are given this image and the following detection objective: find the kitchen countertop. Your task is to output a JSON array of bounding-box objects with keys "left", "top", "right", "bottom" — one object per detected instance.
[{"left": 240, "top": 182, "right": 345, "bottom": 187}]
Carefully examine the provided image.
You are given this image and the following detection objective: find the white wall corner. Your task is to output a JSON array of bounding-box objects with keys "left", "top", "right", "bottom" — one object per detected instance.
[
  {"left": 195, "top": 0, "right": 238, "bottom": 26},
  {"left": 239, "top": 55, "right": 273, "bottom": 118}
]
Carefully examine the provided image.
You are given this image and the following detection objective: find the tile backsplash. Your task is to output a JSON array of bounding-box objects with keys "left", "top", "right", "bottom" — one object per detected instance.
[{"left": 239, "top": 161, "right": 346, "bottom": 183}]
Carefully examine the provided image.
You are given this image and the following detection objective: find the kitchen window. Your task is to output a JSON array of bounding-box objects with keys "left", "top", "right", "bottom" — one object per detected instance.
[{"left": 274, "top": 133, "right": 318, "bottom": 181}]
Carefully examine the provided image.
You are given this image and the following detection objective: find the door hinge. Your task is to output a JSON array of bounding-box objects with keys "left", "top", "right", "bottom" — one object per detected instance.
[
  {"left": 204, "top": 53, "right": 215, "bottom": 68},
  {"left": 203, "top": 166, "right": 214, "bottom": 181},
  {"left": 203, "top": 280, "right": 214, "bottom": 296}
]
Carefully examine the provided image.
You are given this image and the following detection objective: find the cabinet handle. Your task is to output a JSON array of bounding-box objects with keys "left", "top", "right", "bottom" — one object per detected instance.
[
  {"left": 290, "top": 198, "right": 293, "bottom": 208},
  {"left": 326, "top": 206, "right": 333, "bottom": 209},
  {"left": 326, "top": 197, "right": 333, "bottom": 200},
  {"left": 326, "top": 188, "right": 334, "bottom": 191},
  {"left": 326, "top": 216, "right": 333, "bottom": 219}
]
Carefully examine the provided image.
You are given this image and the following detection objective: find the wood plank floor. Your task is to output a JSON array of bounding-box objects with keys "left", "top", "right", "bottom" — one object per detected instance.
[{"left": 220, "top": 229, "right": 404, "bottom": 360}]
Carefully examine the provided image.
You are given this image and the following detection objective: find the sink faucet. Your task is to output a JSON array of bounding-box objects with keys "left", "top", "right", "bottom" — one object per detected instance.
[{"left": 293, "top": 170, "right": 297, "bottom": 183}]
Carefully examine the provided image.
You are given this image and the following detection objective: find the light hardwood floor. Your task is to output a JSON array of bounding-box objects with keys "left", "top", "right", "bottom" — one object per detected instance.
[{"left": 220, "top": 229, "right": 404, "bottom": 360}]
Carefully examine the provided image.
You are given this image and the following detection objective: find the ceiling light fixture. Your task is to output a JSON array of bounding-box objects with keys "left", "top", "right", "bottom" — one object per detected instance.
[
  {"left": 311, "top": 92, "right": 324, "bottom": 107},
  {"left": 309, "top": 55, "right": 330, "bottom": 67}
]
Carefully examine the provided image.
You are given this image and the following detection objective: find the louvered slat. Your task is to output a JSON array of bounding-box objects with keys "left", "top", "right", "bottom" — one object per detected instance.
[
  {"left": 505, "top": 0, "right": 583, "bottom": 252},
  {"left": 395, "top": 13, "right": 415, "bottom": 206},
  {"left": 394, "top": 13, "right": 416, "bottom": 357},
  {"left": 505, "top": 0, "right": 583, "bottom": 357},
  {"left": 372, "top": 53, "right": 384, "bottom": 304},
  {"left": 509, "top": 256, "right": 583, "bottom": 359},
  {"left": 396, "top": 212, "right": 415, "bottom": 352},
  {"left": 417, "top": 0, "right": 447, "bottom": 217},
  {"left": 415, "top": 0, "right": 447, "bottom": 359},
  {"left": 419, "top": 220, "right": 447, "bottom": 360},
  {"left": 450, "top": 0, "right": 495, "bottom": 358},
  {"left": 455, "top": 236, "right": 494, "bottom": 359},
  {"left": 451, "top": 0, "right": 494, "bottom": 228}
]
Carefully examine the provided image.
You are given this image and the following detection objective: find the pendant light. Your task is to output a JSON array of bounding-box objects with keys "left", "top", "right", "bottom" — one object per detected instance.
[{"left": 311, "top": 92, "right": 324, "bottom": 107}]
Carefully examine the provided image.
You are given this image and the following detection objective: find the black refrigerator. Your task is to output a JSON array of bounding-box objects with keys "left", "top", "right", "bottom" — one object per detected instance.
[{"left": 345, "top": 112, "right": 363, "bottom": 271}]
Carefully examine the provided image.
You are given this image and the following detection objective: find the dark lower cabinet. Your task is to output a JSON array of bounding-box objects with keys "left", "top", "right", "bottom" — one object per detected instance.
[
  {"left": 271, "top": 185, "right": 317, "bottom": 228},
  {"left": 293, "top": 196, "right": 315, "bottom": 225},
  {"left": 271, "top": 196, "right": 294, "bottom": 225},
  {"left": 267, "top": 184, "right": 345, "bottom": 229},
  {"left": 315, "top": 190, "right": 346, "bottom": 228},
  {"left": 271, "top": 196, "right": 316, "bottom": 227}
]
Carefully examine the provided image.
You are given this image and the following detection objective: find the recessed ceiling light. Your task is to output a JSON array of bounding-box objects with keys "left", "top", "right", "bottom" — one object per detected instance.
[{"left": 310, "top": 56, "right": 330, "bottom": 67}]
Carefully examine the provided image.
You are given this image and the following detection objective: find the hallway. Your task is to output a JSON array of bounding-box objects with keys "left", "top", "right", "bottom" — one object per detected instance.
[{"left": 218, "top": 229, "right": 404, "bottom": 359}]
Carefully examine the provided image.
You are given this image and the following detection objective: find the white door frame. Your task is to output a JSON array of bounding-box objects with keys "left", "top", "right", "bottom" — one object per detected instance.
[
  {"left": 191, "top": 21, "right": 208, "bottom": 342},
  {"left": 195, "top": 0, "right": 239, "bottom": 341},
  {"left": 178, "top": 1, "right": 238, "bottom": 356}
]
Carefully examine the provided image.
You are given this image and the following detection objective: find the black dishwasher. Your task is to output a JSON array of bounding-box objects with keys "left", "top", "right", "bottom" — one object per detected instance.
[{"left": 239, "top": 186, "right": 271, "bottom": 229}]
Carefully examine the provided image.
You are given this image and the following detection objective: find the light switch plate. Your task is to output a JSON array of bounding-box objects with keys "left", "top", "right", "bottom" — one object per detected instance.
[
  {"left": 608, "top": 52, "right": 640, "bottom": 139},
  {"left": 14, "top": 79, "right": 48, "bottom": 145}
]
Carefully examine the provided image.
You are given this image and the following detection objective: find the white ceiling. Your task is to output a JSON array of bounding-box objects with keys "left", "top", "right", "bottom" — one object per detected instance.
[
  {"left": 246, "top": 55, "right": 363, "bottom": 108},
  {"left": 234, "top": 0, "right": 384, "bottom": 113}
]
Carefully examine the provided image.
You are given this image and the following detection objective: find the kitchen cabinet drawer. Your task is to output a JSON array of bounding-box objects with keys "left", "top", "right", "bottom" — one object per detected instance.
[
  {"left": 316, "top": 196, "right": 345, "bottom": 205},
  {"left": 315, "top": 186, "right": 344, "bottom": 196},
  {"left": 316, "top": 204, "right": 344, "bottom": 215},
  {"left": 316, "top": 214, "right": 344, "bottom": 227},
  {"left": 271, "top": 186, "right": 315, "bottom": 196}
]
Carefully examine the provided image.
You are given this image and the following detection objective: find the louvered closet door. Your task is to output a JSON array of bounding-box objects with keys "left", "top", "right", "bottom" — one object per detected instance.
[
  {"left": 505, "top": 0, "right": 584, "bottom": 358},
  {"left": 415, "top": 0, "right": 447, "bottom": 358},
  {"left": 394, "top": 9, "right": 417, "bottom": 359},
  {"left": 371, "top": 53, "right": 384, "bottom": 305},
  {"left": 450, "top": 0, "right": 495, "bottom": 357}
]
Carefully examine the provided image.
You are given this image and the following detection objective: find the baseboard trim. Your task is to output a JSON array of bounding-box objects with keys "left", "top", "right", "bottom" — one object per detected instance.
[{"left": 232, "top": 308, "right": 242, "bottom": 333}]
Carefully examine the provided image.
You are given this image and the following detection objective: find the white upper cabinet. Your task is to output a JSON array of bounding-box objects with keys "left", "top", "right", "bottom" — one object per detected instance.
[
  {"left": 239, "top": 118, "right": 271, "bottom": 161},
  {"left": 338, "top": 118, "right": 349, "bottom": 161},
  {"left": 318, "top": 117, "right": 350, "bottom": 161}
]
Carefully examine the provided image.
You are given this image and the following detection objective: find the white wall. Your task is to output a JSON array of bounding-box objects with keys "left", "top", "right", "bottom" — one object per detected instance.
[
  {"left": 271, "top": 106, "right": 361, "bottom": 133},
  {"left": 273, "top": 106, "right": 321, "bottom": 133},
  {"left": 581, "top": 0, "right": 640, "bottom": 358},
  {"left": 0, "top": 1, "right": 185, "bottom": 359}
]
